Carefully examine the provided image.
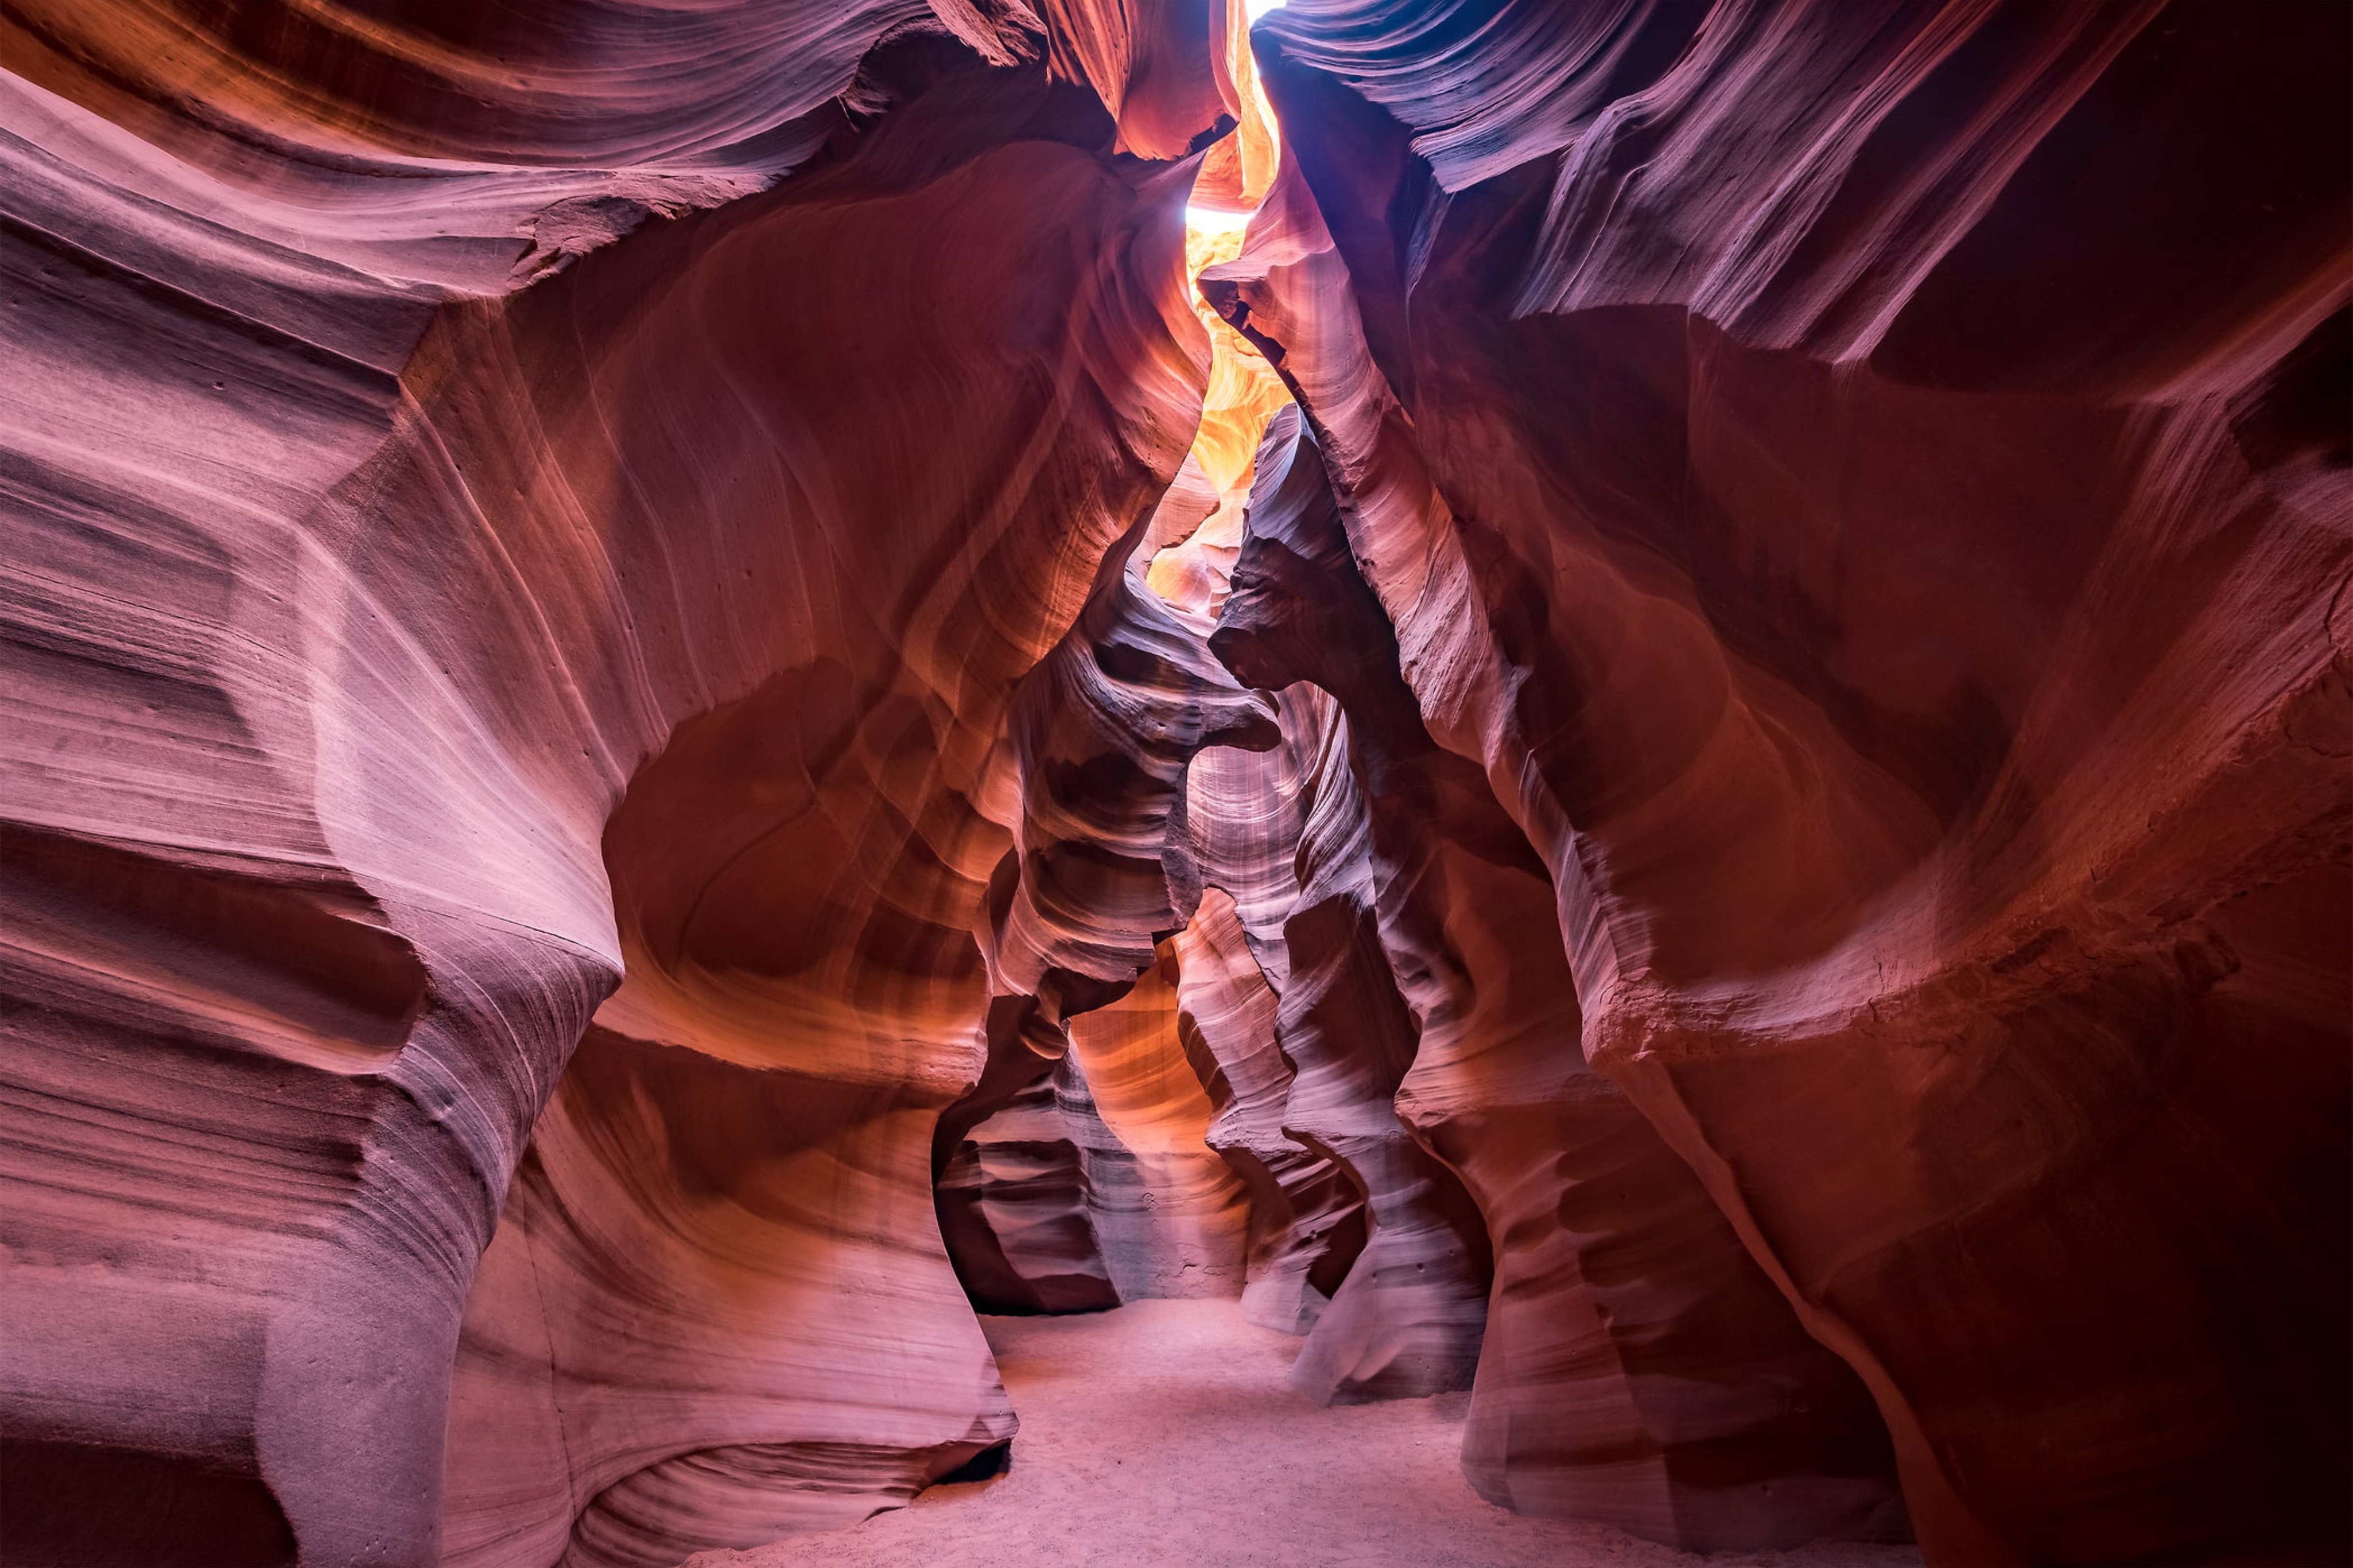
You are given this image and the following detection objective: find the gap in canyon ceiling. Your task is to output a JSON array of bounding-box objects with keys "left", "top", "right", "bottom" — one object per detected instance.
[{"left": 0, "top": 3, "right": 2344, "bottom": 1567}]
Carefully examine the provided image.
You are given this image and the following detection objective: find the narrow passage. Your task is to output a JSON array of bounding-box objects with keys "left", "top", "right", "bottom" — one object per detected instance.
[{"left": 691, "top": 1302, "right": 1929, "bottom": 1568}]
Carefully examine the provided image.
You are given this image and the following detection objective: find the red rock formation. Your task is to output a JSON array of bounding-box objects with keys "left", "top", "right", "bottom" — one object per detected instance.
[
  {"left": 1234, "top": 690, "right": 1498, "bottom": 1406},
  {"left": 2, "top": 1, "right": 2344, "bottom": 1565},
  {"left": 925, "top": 345, "right": 1283, "bottom": 1320},
  {"left": 2, "top": 19, "right": 1230, "bottom": 1564},
  {"left": 1208, "top": 1, "right": 2350, "bottom": 1560},
  {"left": 936, "top": 1071, "right": 1123, "bottom": 1316},
  {"left": 1061, "top": 951, "right": 1253, "bottom": 1299},
  {"left": 1216, "top": 406, "right": 1907, "bottom": 1547},
  {"left": 1170, "top": 885, "right": 1366, "bottom": 1333}
]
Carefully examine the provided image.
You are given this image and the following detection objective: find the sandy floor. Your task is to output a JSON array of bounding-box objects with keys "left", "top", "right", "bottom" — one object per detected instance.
[{"left": 690, "top": 1300, "right": 1925, "bottom": 1568}]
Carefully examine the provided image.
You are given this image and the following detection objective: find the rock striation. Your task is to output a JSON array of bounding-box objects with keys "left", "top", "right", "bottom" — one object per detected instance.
[
  {"left": 1, "top": 2, "right": 2344, "bottom": 1566},
  {"left": 3, "top": 14, "right": 1226, "bottom": 1564},
  {"left": 1202, "top": 2, "right": 2350, "bottom": 1561},
  {"left": 1214, "top": 406, "right": 1908, "bottom": 1544},
  {"left": 935, "top": 1071, "right": 1123, "bottom": 1316}
]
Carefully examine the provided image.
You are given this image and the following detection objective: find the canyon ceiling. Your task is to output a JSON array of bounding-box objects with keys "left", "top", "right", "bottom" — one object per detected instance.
[{"left": 0, "top": 1, "right": 2345, "bottom": 1566}]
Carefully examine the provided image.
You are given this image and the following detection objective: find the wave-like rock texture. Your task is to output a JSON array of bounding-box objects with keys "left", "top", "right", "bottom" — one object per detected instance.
[
  {"left": 1061, "top": 952, "right": 1253, "bottom": 1300},
  {"left": 5, "top": 1, "right": 2347, "bottom": 1565},
  {"left": 1214, "top": 2, "right": 2350, "bottom": 1561},
  {"left": 1236, "top": 687, "right": 1498, "bottom": 1407},
  {"left": 922, "top": 208, "right": 1501, "bottom": 1404},
  {"left": 1174, "top": 441, "right": 1497, "bottom": 1404},
  {"left": 927, "top": 365, "right": 1283, "bottom": 1316},
  {"left": 937, "top": 1071, "right": 1123, "bottom": 1316},
  {"left": 1, "top": 19, "right": 1233, "bottom": 1564},
  {"left": 1170, "top": 886, "right": 1366, "bottom": 1333},
  {"left": 1215, "top": 407, "right": 1906, "bottom": 1547}
]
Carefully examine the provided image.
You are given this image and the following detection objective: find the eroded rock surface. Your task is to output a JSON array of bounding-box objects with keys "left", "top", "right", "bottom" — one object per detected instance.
[
  {"left": 937, "top": 1072, "right": 1122, "bottom": 1316},
  {"left": 1214, "top": 408, "right": 1907, "bottom": 1546},
  {"left": 2, "top": 2, "right": 2344, "bottom": 1566},
  {"left": 1204, "top": 2, "right": 2350, "bottom": 1561},
  {"left": 4, "top": 15, "right": 1226, "bottom": 1565}
]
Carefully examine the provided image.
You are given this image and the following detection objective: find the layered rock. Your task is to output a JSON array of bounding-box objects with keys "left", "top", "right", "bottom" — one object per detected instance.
[
  {"left": 1216, "top": 406, "right": 1907, "bottom": 1547},
  {"left": 925, "top": 74, "right": 1302, "bottom": 1321},
  {"left": 936, "top": 1072, "right": 1122, "bottom": 1316},
  {"left": 918, "top": 162, "right": 1501, "bottom": 1405},
  {"left": 1210, "top": 1, "right": 2351, "bottom": 1559},
  {"left": 2, "top": 2, "right": 2344, "bottom": 1565},
  {"left": 2, "top": 20, "right": 1232, "bottom": 1565},
  {"left": 1241, "top": 688, "right": 1497, "bottom": 1405},
  {"left": 1061, "top": 952, "right": 1252, "bottom": 1301},
  {"left": 0, "top": 0, "right": 1012, "bottom": 308},
  {"left": 1169, "top": 886, "right": 1366, "bottom": 1333},
  {"left": 929, "top": 385, "right": 1283, "bottom": 1319}
]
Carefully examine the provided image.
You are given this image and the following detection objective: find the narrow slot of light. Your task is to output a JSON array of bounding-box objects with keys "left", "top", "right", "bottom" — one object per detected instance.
[
  {"left": 1184, "top": 205, "right": 1254, "bottom": 234},
  {"left": 1244, "top": 0, "right": 1288, "bottom": 18}
]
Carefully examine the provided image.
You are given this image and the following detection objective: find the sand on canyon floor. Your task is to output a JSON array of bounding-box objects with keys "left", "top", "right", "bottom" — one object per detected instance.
[{"left": 690, "top": 1299, "right": 1926, "bottom": 1568}]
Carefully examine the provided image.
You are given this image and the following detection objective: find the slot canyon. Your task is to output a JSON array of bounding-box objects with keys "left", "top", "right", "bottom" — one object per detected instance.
[{"left": 0, "top": 1, "right": 2345, "bottom": 1565}]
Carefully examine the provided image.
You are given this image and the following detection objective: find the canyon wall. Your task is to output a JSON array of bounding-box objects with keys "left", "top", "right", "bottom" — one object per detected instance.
[
  {"left": 2, "top": 1, "right": 2344, "bottom": 1565},
  {"left": 1206, "top": 1, "right": 2350, "bottom": 1561},
  {"left": 1212, "top": 407, "right": 1908, "bottom": 1544},
  {"left": 2, "top": 9, "right": 1232, "bottom": 1563}
]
